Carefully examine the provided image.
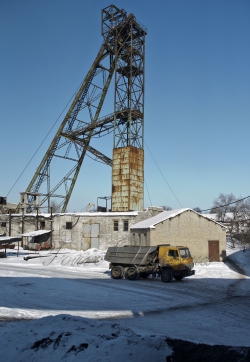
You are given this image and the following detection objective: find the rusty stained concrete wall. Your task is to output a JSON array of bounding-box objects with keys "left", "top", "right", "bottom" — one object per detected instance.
[
  {"left": 112, "top": 146, "right": 144, "bottom": 212},
  {"left": 0, "top": 208, "right": 164, "bottom": 251}
]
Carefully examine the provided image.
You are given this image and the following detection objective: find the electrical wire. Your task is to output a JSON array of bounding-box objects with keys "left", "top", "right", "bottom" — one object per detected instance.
[
  {"left": 80, "top": 204, "right": 90, "bottom": 212},
  {"left": 6, "top": 79, "right": 85, "bottom": 197},
  {"left": 7, "top": 77, "right": 250, "bottom": 214},
  {"left": 144, "top": 142, "right": 250, "bottom": 213},
  {"left": 145, "top": 140, "right": 183, "bottom": 208},
  {"left": 144, "top": 179, "right": 152, "bottom": 206},
  {"left": 201, "top": 195, "right": 250, "bottom": 213}
]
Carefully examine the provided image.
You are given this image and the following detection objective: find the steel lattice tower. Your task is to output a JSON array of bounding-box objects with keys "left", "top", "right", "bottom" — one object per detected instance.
[{"left": 19, "top": 5, "right": 146, "bottom": 213}]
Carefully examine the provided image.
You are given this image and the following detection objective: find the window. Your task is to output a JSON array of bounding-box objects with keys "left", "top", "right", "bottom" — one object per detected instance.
[
  {"left": 168, "top": 250, "right": 178, "bottom": 258},
  {"left": 0, "top": 197, "right": 6, "bottom": 205},
  {"left": 1, "top": 222, "right": 6, "bottom": 227},
  {"left": 179, "top": 248, "right": 191, "bottom": 258},
  {"left": 66, "top": 222, "right": 72, "bottom": 230},
  {"left": 113, "top": 220, "right": 118, "bottom": 231},
  {"left": 123, "top": 220, "right": 129, "bottom": 231},
  {"left": 40, "top": 221, "right": 45, "bottom": 230}
]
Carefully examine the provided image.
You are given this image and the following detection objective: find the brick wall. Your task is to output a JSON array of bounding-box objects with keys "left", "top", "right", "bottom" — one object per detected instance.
[{"left": 130, "top": 210, "right": 226, "bottom": 262}]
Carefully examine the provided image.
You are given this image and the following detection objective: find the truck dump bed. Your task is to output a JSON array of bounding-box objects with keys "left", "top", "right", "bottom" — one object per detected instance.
[{"left": 105, "top": 246, "right": 158, "bottom": 265}]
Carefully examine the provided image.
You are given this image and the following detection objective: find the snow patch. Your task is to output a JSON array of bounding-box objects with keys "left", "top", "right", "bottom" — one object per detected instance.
[{"left": 0, "top": 315, "right": 171, "bottom": 361}]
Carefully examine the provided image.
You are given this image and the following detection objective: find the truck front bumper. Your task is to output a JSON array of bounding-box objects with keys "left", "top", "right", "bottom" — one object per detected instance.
[{"left": 186, "top": 269, "right": 195, "bottom": 276}]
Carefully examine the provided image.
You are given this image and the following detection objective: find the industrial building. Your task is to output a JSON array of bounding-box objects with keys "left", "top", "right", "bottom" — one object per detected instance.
[
  {"left": 0, "top": 207, "right": 227, "bottom": 262},
  {"left": 130, "top": 208, "right": 227, "bottom": 262},
  {"left": 0, "top": 197, "right": 17, "bottom": 214},
  {"left": 0, "top": 207, "right": 163, "bottom": 251}
]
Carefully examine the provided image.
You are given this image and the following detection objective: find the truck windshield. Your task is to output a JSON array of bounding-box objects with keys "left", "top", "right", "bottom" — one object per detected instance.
[{"left": 179, "top": 248, "right": 191, "bottom": 258}]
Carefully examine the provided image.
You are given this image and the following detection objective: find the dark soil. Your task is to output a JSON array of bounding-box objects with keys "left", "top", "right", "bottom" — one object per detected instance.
[{"left": 166, "top": 338, "right": 250, "bottom": 362}]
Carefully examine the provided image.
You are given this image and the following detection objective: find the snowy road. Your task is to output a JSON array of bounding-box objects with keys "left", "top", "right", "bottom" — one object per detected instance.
[{"left": 1, "top": 249, "right": 250, "bottom": 347}]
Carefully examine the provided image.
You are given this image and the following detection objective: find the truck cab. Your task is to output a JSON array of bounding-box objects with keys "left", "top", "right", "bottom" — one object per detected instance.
[{"left": 158, "top": 245, "right": 194, "bottom": 281}]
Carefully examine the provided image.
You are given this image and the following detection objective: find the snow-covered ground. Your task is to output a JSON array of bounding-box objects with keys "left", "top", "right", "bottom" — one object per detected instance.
[{"left": 0, "top": 243, "right": 250, "bottom": 361}]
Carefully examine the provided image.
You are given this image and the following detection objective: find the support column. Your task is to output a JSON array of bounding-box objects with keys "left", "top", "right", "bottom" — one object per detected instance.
[{"left": 112, "top": 146, "right": 144, "bottom": 211}]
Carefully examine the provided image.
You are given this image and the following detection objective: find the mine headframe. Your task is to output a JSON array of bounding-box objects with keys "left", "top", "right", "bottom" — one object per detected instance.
[{"left": 18, "top": 4, "right": 146, "bottom": 213}]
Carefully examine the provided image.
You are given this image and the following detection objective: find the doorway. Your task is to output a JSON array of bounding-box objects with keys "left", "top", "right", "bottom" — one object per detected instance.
[
  {"left": 208, "top": 240, "right": 220, "bottom": 262},
  {"left": 82, "top": 223, "right": 100, "bottom": 250}
]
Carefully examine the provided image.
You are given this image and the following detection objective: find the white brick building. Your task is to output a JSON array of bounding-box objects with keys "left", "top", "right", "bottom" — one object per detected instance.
[{"left": 130, "top": 208, "right": 227, "bottom": 262}]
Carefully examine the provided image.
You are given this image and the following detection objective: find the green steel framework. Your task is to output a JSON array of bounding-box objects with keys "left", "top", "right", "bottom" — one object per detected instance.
[{"left": 20, "top": 4, "right": 146, "bottom": 213}]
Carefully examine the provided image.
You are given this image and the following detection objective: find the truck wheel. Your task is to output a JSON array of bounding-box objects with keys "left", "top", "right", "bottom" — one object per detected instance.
[
  {"left": 126, "top": 267, "right": 138, "bottom": 280},
  {"left": 111, "top": 266, "right": 124, "bottom": 279},
  {"left": 140, "top": 272, "right": 150, "bottom": 279},
  {"left": 161, "top": 269, "right": 173, "bottom": 283},
  {"left": 174, "top": 275, "right": 184, "bottom": 281}
]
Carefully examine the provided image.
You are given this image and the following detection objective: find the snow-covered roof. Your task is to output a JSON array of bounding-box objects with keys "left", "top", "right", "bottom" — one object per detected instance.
[
  {"left": 21, "top": 230, "right": 51, "bottom": 237},
  {"left": 0, "top": 236, "right": 22, "bottom": 244},
  {"left": 130, "top": 208, "right": 226, "bottom": 230},
  {"left": 130, "top": 208, "right": 189, "bottom": 229},
  {"left": 62, "top": 211, "right": 139, "bottom": 217},
  {"left": 10, "top": 211, "right": 139, "bottom": 218},
  {"left": 203, "top": 213, "right": 217, "bottom": 221}
]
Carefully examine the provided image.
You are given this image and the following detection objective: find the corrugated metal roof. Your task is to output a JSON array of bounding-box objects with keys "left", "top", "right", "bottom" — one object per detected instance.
[
  {"left": 130, "top": 208, "right": 189, "bottom": 229},
  {"left": 0, "top": 236, "right": 22, "bottom": 244},
  {"left": 22, "top": 230, "right": 51, "bottom": 237}
]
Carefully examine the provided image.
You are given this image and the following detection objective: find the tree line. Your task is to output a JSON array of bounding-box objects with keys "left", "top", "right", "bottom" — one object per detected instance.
[{"left": 209, "top": 193, "right": 250, "bottom": 249}]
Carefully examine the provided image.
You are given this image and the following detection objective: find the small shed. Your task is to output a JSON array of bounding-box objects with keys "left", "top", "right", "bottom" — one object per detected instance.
[
  {"left": 130, "top": 208, "right": 227, "bottom": 262},
  {"left": 21, "top": 230, "right": 52, "bottom": 250},
  {"left": 0, "top": 236, "right": 22, "bottom": 257}
]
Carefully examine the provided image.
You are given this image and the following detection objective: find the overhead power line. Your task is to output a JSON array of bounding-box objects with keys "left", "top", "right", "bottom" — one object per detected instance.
[
  {"left": 6, "top": 80, "right": 84, "bottom": 197},
  {"left": 144, "top": 179, "right": 152, "bottom": 206},
  {"left": 145, "top": 141, "right": 183, "bottom": 208},
  {"left": 201, "top": 195, "right": 250, "bottom": 213}
]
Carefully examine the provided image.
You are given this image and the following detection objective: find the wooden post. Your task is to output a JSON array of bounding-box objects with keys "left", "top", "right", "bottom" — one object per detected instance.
[
  {"left": 50, "top": 207, "right": 53, "bottom": 248},
  {"left": 9, "top": 212, "right": 11, "bottom": 236},
  {"left": 36, "top": 207, "right": 39, "bottom": 230},
  {"left": 21, "top": 208, "right": 24, "bottom": 247}
]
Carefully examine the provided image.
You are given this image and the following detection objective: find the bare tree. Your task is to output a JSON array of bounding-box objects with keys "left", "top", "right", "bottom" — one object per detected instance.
[
  {"left": 229, "top": 198, "right": 250, "bottom": 249},
  {"left": 210, "top": 193, "right": 236, "bottom": 221},
  {"left": 50, "top": 200, "right": 62, "bottom": 213},
  {"left": 211, "top": 193, "right": 250, "bottom": 249}
]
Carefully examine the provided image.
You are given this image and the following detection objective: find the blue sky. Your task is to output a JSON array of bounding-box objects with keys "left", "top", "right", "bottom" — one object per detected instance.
[{"left": 1, "top": 0, "right": 250, "bottom": 212}]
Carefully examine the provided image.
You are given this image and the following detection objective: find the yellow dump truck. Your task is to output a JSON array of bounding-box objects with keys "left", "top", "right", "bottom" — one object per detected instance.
[{"left": 105, "top": 244, "right": 195, "bottom": 283}]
